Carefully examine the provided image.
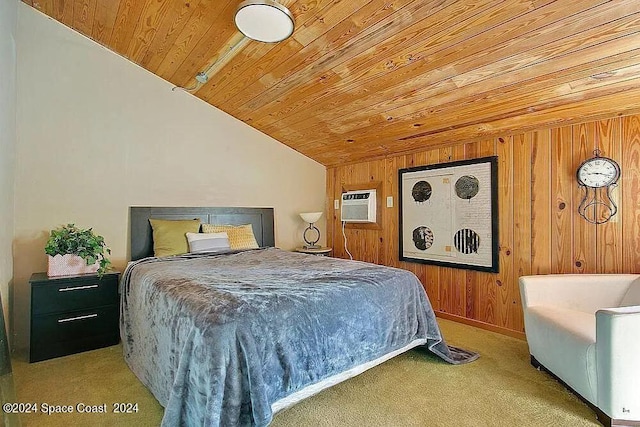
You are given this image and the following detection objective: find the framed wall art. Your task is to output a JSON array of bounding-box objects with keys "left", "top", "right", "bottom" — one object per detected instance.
[{"left": 399, "top": 156, "right": 499, "bottom": 273}]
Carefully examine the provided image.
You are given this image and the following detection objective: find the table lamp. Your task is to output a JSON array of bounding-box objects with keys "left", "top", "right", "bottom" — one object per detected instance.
[{"left": 299, "top": 212, "right": 323, "bottom": 249}]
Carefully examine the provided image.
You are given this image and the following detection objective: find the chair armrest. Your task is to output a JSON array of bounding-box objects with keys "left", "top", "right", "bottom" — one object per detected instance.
[
  {"left": 597, "top": 306, "right": 640, "bottom": 315},
  {"left": 596, "top": 308, "right": 640, "bottom": 419},
  {"left": 519, "top": 274, "right": 639, "bottom": 313}
]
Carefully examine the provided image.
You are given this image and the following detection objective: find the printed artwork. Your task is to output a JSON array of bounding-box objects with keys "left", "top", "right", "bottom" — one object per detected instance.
[{"left": 399, "top": 156, "right": 498, "bottom": 272}]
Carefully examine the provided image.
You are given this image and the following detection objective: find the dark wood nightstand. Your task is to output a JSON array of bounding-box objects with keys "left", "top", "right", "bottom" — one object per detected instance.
[
  {"left": 294, "top": 247, "right": 333, "bottom": 256},
  {"left": 29, "top": 271, "right": 120, "bottom": 363}
]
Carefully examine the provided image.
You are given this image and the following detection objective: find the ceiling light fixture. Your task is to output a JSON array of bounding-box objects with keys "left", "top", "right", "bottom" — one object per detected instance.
[
  {"left": 174, "top": 1, "right": 294, "bottom": 93},
  {"left": 234, "top": 0, "right": 295, "bottom": 43}
]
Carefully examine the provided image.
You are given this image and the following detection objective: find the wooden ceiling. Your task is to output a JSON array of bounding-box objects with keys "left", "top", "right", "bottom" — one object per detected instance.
[{"left": 23, "top": 0, "right": 640, "bottom": 166}]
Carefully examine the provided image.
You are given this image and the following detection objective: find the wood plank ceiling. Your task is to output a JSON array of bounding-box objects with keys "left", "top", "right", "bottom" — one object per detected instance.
[{"left": 23, "top": 0, "right": 640, "bottom": 166}]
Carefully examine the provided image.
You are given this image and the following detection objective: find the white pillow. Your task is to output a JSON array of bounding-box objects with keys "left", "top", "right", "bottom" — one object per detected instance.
[
  {"left": 186, "top": 232, "right": 231, "bottom": 253},
  {"left": 620, "top": 277, "right": 640, "bottom": 307}
]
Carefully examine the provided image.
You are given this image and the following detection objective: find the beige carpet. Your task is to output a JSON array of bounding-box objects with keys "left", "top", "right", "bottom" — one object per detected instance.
[{"left": 11, "top": 319, "right": 599, "bottom": 426}]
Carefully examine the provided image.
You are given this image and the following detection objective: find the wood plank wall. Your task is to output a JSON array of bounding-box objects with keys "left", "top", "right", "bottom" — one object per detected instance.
[{"left": 326, "top": 114, "right": 640, "bottom": 338}]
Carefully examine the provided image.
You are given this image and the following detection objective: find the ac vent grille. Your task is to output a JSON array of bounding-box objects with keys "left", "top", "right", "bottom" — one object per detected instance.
[{"left": 341, "top": 190, "right": 376, "bottom": 223}]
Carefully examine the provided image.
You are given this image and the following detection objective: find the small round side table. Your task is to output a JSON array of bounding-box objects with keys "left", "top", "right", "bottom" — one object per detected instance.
[{"left": 294, "top": 247, "right": 333, "bottom": 256}]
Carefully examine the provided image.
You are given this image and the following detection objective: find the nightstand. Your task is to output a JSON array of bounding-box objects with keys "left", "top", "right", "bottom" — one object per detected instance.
[
  {"left": 29, "top": 271, "right": 120, "bottom": 363},
  {"left": 294, "top": 247, "right": 333, "bottom": 256}
]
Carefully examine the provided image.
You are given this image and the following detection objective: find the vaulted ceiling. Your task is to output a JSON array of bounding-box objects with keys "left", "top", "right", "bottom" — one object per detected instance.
[{"left": 23, "top": 0, "right": 640, "bottom": 166}]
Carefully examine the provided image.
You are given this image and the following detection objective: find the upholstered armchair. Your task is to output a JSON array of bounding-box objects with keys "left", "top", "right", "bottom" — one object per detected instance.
[{"left": 519, "top": 274, "right": 640, "bottom": 427}]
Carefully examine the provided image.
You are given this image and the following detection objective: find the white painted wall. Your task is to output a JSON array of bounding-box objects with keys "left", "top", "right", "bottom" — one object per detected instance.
[
  {"left": 14, "top": 5, "right": 326, "bottom": 352},
  {"left": 0, "top": 0, "right": 17, "bottom": 332}
]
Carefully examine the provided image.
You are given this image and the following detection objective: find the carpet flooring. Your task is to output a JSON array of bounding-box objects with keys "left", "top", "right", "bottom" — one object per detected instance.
[{"left": 11, "top": 318, "right": 600, "bottom": 426}]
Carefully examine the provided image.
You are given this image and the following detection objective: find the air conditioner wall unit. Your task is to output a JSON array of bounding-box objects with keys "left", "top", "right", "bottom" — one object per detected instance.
[{"left": 341, "top": 189, "right": 377, "bottom": 223}]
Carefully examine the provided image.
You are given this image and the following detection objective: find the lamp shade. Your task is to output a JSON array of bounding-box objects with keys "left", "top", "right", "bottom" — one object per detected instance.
[
  {"left": 299, "top": 212, "right": 323, "bottom": 224},
  {"left": 235, "top": 0, "right": 294, "bottom": 43}
]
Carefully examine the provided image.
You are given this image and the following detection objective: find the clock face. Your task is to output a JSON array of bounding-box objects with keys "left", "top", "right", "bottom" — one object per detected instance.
[{"left": 577, "top": 157, "right": 620, "bottom": 188}]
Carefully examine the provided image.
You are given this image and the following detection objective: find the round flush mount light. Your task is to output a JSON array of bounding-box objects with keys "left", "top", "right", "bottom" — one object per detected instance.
[{"left": 235, "top": 0, "right": 295, "bottom": 43}]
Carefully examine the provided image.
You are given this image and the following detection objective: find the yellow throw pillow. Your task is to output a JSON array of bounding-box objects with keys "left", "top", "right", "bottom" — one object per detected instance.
[
  {"left": 149, "top": 219, "right": 201, "bottom": 257},
  {"left": 201, "top": 224, "right": 259, "bottom": 250}
]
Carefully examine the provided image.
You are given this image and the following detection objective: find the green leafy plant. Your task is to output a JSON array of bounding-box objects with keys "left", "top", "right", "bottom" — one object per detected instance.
[{"left": 44, "top": 224, "right": 111, "bottom": 276}]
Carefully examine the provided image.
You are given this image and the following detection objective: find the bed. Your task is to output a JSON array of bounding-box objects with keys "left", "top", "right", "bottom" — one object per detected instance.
[{"left": 121, "top": 207, "right": 477, "bottom": 426}]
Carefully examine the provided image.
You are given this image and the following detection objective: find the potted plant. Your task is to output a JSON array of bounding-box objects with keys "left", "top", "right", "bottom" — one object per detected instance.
[{"left": 45, "top": 224, "right": 111, "bottom": 277}]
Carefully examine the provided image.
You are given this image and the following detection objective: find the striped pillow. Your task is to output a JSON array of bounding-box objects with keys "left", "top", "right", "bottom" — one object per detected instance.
[{"left": 201, "top": 224, "right": 259, "bottom": 250}]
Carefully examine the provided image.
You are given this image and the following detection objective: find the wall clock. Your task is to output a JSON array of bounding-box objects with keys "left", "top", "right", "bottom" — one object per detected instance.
[{"left": 576, "top": 150, "right": 620, "bottom": 224}]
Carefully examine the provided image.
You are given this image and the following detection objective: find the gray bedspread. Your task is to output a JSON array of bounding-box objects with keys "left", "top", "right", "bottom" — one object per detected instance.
[{"left": 120, "top": 247, "right": 474, "bottom": 426}]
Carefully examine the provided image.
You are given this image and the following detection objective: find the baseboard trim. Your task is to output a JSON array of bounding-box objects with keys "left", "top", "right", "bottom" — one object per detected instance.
[
  {"left": 434, "top": 311, "right": 526, "bottom": 340},
  {"left": 530, "top": 356, "right": 640, "bottom": 427}
]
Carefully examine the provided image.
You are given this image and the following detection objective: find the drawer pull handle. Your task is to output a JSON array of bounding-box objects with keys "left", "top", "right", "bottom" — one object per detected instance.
[
  {"left": 58, "top": 284, "right": 99, "bottom": 292},
  {"left": 58, "top": 313, "right": 98, "bottom": 323}
]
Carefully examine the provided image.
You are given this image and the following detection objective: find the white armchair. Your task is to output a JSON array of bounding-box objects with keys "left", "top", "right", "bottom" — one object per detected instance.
[{"left": 519, "top": 274, "right": 640, "bottom": 426}]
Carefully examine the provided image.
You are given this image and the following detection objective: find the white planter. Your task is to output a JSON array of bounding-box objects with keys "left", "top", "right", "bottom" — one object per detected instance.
[{"left": 47, "top": 254, "right": 99, "bottom": 277}]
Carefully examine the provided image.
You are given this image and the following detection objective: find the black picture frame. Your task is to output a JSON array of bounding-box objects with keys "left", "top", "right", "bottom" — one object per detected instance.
[{"left": 398, "top": 156, "right": 499, "bottom": 273}]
